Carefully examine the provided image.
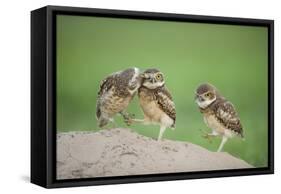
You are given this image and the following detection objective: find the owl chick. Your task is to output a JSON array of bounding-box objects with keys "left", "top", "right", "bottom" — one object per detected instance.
[
  {"left": 96, "top": 67, "right": 141, "bottom": 128},
  {"left": 125, "top": 68, "right": 176, "bottom": 141},
  {"left": 195, "top": 83, "right": 244, "bottom": 152}
]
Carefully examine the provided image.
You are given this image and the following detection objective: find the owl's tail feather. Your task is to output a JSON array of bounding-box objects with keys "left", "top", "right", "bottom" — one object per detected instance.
[
  {"left": 96, "top": 103, "right": 101, "bottom": 119},
  {"left": 96, "top": 103, "right": 109, "bottom": 128},
  {"left": 239, "top": 130, "right": 244, "bottom": 139},
  {"left": 98, "top": 117, "right": 109, "bottom": 128},
  {"left": 171, "top": 123, "right": 176, "bottom": 130},
  {"left": 240, "top": 132, "right": 245, "bottom": 141}
]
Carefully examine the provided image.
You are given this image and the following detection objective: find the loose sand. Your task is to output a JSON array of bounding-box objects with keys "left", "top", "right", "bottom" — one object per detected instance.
[{"left": 57, "top": 128, "right": 252, "bottom": 179}]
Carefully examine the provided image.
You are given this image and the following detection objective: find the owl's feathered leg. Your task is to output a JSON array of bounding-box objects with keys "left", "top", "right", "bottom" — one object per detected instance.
[
  {"left": 217, "top": 136, "right": 228, "bottom": 152},
  {"left": 158, "top": 126, "right": 166, "bottom": 141}
]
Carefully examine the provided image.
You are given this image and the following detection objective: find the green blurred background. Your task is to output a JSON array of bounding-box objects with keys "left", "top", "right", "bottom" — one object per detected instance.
[{"left": 57, "top": 15, "right": 268, "bottom": 167}]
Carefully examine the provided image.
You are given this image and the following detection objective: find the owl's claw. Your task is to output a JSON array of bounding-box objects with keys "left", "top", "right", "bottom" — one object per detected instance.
[
  {"left": 202, "top": 134, "right": 213, "bottom": 143},
  {"left": 124, "top": 117, "right": 134, "bottom": 126},
  {"left": 200, "top": 129, "right": 213, "bottom": 143},
  {"left": 121, "top": 112, "right": 135, "bottom": 126}
]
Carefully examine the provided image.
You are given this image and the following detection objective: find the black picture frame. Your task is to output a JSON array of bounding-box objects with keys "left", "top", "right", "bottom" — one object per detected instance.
[{"left": 31, "top": 5, "right": 274, "bottom": 188}]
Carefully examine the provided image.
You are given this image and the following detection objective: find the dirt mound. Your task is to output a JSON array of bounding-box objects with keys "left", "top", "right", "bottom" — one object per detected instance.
[{"left": 57, "top": 128, "right": 252, "bottom": 179}]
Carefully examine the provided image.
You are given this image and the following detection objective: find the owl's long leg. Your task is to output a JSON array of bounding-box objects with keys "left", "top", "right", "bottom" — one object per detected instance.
[
  {"left": 217, "top": 136, "right": 228, "bottom": 152},
  {"left": 158, "top": 126, "right": 166, "bottom": 141},
  {"left": 130, "top": 118, "right": 145, "bottom": 123}
]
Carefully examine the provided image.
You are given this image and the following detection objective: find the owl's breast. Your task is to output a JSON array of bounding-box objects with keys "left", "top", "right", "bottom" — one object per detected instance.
[
  {"left": 138, "top": 90, "right": 167, "bottom": 124},
  {"left": 203, "top": 113, "right": 225, "bottom": 134}
]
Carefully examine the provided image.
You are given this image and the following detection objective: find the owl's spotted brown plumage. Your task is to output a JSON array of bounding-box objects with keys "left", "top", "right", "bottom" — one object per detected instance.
[
  {"left": 195, "top": 83, "right": 243, "bottom": 152},
  {"left": 125, "top": 68, "right": 176, "bottom": 141},
  {"left": 96, "top": 68, "right": 141, "bottom": 127}
]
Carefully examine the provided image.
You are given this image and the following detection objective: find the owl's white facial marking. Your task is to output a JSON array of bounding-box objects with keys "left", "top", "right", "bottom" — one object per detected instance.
[
  {"left": 195, "top": 92, "right": 216, "bottom": 109},
  {"left": 196, "top": 98, "right": 216, "bottom": 109},
  {"left": 142, "top": 72, "right": 165, "bottom": 89},
  {"left": 142, "top": 81, "right": 164, "bottom": 89}
]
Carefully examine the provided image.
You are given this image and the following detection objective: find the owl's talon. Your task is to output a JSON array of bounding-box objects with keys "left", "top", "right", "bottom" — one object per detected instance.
[
  {"left": 123, "top": 117, "right": 133, "bottom": 126},
  {"left": 124, "top": 119, "right": 133, "bottom": 126},
  {"left": 120, "top": 112, "right": 134, "bottom": 126},
  {"left": 202, "top": 134, "right": 212, "bottom": 143},
  {"left": 199, "top": 129, "right": 213, "bottom": 143}
]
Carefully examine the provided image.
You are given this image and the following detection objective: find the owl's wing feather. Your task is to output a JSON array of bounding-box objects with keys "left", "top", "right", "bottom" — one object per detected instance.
[
  {"left": 155, "top": 87, "right": 176, "bottom": 126},
  {"left": 98, "top": 74, "right": 116, "bottom": 97},
  {"left": 96, "top": 74, "right": 116, "bottom": 119},
  {"left": 215, "top": 101, "right": 243, "bottom": 137}
]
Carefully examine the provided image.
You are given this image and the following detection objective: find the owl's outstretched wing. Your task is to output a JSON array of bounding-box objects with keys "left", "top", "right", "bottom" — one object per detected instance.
[
  {"left": 215, "top": 101, "right": 243, "bottom": 137},
  {"left": 155, "top": 87, "right": 176, "bottom": 127}
]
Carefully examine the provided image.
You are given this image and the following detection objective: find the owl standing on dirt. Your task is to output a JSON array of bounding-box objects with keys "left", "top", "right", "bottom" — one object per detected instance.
[
  {"left": 195, "top": 83, "right": 244, "bottom": 152},
  {"left": 125, "top": 69, "right": 176, "bottom": 141},
  {"left": 96, "top": 67, "right": 141, "bottom": 128}
]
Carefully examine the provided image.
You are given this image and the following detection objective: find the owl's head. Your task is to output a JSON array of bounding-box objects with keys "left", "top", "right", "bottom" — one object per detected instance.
[
  {"left": 140, "top": 68, "right": 165, "bottom": 89},
  {"left": 195, "top": 83, "right": 219, "bottom": 109}
]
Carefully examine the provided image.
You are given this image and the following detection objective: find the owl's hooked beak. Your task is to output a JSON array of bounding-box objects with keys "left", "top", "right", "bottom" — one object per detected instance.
[
  {"left": 150, "top": 77, "right": 156, "bottom": 83},
  {"left": 195, "top": 94, "right": 204, "bottom": 102}
]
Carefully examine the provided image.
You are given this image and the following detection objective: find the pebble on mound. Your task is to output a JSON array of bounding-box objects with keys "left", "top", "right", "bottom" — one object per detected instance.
[{"left": 57, "top": 128, "right": 252, "bottom": 180}]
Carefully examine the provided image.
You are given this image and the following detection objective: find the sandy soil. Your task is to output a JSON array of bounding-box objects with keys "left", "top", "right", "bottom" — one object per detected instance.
[{"left": 57, "top": 128, "right": 252, "bottom": 179}]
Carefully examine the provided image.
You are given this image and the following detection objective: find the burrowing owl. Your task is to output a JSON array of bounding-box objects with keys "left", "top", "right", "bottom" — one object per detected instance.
[
  {"left": 125, "top": 68, "right": 176, "bottom": 141},
  {"left": 96, "top": 67, "right": 141, "bottom": 127},
  {"left": 195, "top": 83, "right": 244, "bottom": 152}
]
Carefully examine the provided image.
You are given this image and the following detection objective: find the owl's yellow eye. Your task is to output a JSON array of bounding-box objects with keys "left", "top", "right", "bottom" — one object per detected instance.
[
  {"left": 205, "top": 93, "right": 211, "bottom": 97},
  {"left": 156, "top": 74, "right": 162, "bottom": 80}
]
